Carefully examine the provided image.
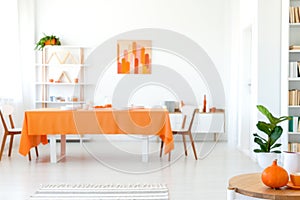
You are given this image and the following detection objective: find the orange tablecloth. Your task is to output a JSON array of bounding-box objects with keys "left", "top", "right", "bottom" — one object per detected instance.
[{"left": 19, "top": 108, "right": 174, "bottom": 156}]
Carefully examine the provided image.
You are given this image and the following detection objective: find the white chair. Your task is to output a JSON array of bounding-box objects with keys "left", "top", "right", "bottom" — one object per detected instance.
[
  {"left": 0, "top": 105, "right": 38, "bottom": 161},
  {"left": 160, "top": 105, "right": 198, "bottom": 161}
]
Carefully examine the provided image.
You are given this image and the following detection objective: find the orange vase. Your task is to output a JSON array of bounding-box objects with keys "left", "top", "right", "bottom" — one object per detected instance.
[{"left": 202, "top": 95, "right": 207, "bottom": 113}]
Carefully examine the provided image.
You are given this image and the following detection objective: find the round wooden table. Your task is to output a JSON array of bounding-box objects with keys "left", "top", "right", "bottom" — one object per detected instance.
[{"left": 228, "top": 173, "right": 300, "bottom": 200}]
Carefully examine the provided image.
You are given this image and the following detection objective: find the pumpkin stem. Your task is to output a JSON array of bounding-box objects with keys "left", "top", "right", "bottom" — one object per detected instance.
[{"left": 272, "top": 159, "right": 277, "bottom": 166}]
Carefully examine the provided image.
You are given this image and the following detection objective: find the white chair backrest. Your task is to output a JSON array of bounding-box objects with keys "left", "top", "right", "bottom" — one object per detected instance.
[
  {"left": 0, "top": 105, "right": 15, "bottom": 131},
  {"left": 1, "top": 105, "right": 14, "bottom": 116},
  {"left": 181, "top": 105, "right": 198, "bottom": 131}
]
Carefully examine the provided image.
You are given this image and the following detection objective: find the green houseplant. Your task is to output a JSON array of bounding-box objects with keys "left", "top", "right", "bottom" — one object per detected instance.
[
  {"left": 253, "top": 105, "right": 291, "bottom": 153},
  {"left": 253, "top": 105, "right": 291, "bottom": 169},
  {"left": 35, "top": 33, "right": 61, "bottom": 50}
]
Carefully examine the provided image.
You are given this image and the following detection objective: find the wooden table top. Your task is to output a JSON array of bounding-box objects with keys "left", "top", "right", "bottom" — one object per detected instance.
[{"left": 228, "top": 173, "right": 300, "bottom": 199}]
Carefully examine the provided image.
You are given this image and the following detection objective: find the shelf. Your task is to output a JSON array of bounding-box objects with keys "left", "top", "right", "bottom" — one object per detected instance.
[
  {"left": 290, "top": 23, "right": 300, "bottom": 27},
  {"left": 35, "top": 64, "right": 86, "bottom": 67},
  {"left": 288, "top": 78, "right": 300, "bottom": 81},
  {"left": 35, "top": 101, "right": 85, "bottom": 104},
  {"left": 288, "top": 105, "right": 300, "bottom": 108},
  {"left": 35, "top": 82, "right": 88, "bottom": 86},
  {"left": 43, "top": 45, "right": 91, "bottom": 49},
  {"left": 289, "top": 132, "right": 300, "bottom": 135},
  {"left": 289, "top": 49, "right": 300, "bottom": 53}
]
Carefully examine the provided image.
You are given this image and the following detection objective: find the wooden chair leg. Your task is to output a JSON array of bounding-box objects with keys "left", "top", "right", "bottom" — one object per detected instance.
[
  {"left": 188, "top": 131, "right": 198, "bottom": 160},
  {"left": 0, "top": 134, "right": 8, "bottom": 161},
  {"left": 182, "top": 134, "right": 187, "bottom": 156},
  {"left": 35, "top": 146, "right": 39, "bottom": 157},
  {"left": 28, "top": 151, "right": 32, "bottom": 161},
  {"left": 8, "top": 134, "right": 14, "bottom": 157},
  {"left": 160, "top": 141, "right": 164, "bottom": 157}
]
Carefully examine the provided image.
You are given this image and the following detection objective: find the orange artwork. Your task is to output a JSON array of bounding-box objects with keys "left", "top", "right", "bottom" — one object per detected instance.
[{"left": 117, "top": 40, "right": 152, "bottom": 74}]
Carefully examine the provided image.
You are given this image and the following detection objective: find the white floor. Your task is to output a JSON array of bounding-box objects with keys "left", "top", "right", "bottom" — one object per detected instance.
[{"left": 0, "top": 136, "right": 261, "bottom": 200}]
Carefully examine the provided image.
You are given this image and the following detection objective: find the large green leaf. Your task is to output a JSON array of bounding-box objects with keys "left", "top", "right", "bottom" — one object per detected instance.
[
  {"left": 257, "top": 105, "right": 291, "bottom": 125},
  {"left": 254, "top": 149, "right": 266, "bottom": 153},
  {"left": 269, "top": 126, "right": 283, "bottom": 147},
  {"left": 256, "top": 121, "right": 273, "bottom": 136},
  {"left": 254, "top": 137, "right": 268, "bottom": 152},
  {"left": 253, "top": 133, "right": 267, "bottom": 142},
  {"left": 270, "top": 150, "right": 281, "bottom": 153},
  {"left": 270, "top": 143, "right": 282, "bottom": 149}
]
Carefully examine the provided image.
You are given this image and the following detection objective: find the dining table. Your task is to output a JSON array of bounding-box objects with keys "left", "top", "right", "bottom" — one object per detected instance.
[{"left": 19, "top": 108, "right": 174, "bottom": 163}]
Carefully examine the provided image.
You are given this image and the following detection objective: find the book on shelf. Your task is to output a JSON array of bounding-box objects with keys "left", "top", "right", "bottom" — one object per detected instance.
[
  {"left": 289, "top": 116, "right": 300, "bottom": 132},
  {"left": 288, "top": 142, "right": 300, "bottom": 152},
  {"left": 289, "top": 90, "right": 300, "bottom": 105},
  {"left": 296, "top": 7, "right": 300, "bottom": 23},
  {"left": 290, "top": 6, "right": 300, "bottom": 23},
  {"left": 289, "top": 45, "right": 300, "bottom": 50},
  {"left": 289, "top": 61, "right": 300, "bottom": 78}
]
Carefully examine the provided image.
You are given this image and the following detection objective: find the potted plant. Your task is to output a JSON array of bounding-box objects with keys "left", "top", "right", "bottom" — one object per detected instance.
[
  {"left": 34, "top": 33, "right": 61, "bottom": 50},
  {"left": 253, "top": 105, "right": 291, "bottom": 169}
]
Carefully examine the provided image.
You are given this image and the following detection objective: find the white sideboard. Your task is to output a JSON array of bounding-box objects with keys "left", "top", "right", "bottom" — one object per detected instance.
[{"left": 169, "top": 111, "right": 225, "bottom": 141}]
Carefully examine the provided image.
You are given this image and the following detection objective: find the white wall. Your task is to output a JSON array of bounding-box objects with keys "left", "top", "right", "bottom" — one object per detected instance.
[
  {"left": 34, "top": 0, "right": 229, "bottom": 78},
  {"left": 227, "top": 0, "right": 283, "bottom": 156},
  {"left": 257, "top": 0, "right": 282, "bottom": 113},
  {"left": 31, "top": 0, "right": 230, "bottom": 125}
]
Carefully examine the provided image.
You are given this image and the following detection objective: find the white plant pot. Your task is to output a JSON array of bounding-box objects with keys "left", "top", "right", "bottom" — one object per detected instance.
[
  {"left": 256, "top": 153, "right": 278, "bottom": 169},
  {"left": 283, "top": 151, "right": 300, "bottom": 175}
]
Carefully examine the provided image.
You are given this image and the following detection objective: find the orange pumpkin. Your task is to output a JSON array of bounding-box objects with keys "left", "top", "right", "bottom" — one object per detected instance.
[{"left": 261, "top": 159, "right": 288, "bottom": 189}]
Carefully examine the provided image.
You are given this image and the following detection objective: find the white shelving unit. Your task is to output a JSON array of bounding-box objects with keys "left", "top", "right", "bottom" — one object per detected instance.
[
  {"left": 283, "top": 0, "right": 300, "bottom": 152},
  {"left": 35, "top": 46, "right": 90, "bottom": 109},
  {"left": 35, "top": 45, "right": 91, "bottom": 141}
]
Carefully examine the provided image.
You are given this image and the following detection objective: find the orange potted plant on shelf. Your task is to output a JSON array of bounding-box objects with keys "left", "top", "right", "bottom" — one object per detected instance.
[{"left": 34, "top": 33, "right": 61, "bottom": 50}]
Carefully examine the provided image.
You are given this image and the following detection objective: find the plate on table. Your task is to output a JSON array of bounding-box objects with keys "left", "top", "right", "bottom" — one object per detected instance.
[{"left": 287, "top": 181, "right": 300, "bottom": 189}]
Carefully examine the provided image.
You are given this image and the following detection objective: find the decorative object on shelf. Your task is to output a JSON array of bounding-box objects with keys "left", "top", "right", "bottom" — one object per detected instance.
[
  {"left": 209, "top": 107, "right": 216, "bottom": 113},
  {"left": 261, "top": 159, "right": 289, "bottom": 189},
  {"left": 34, "top": 33, "right": 61, "bottom": 50},
  {"left": 46, "top": 50, "right": 78, "bottom": 64},
  {"left": 117, "top": 40, "right": 152, "bottom": 74},
  {"left": 202, "top": 94, "right": 207, "bottom": 112},
  {"left": 253, "top": 105, "right": 291, "bottom": 169},
  {"left": 57, "top": 71, "right": 71, "bottom": 83}
]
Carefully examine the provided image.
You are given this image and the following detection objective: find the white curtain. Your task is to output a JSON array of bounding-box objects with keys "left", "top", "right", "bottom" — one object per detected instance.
[
  {"left": 0, "top": 0, "right": 35, "bottom": 126},
  {"left": 0, "top": 0, "right": 20, "bottom": 99}
]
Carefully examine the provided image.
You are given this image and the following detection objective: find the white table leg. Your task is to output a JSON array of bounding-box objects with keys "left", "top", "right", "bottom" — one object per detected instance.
[
  {"left": 49, "top": 135, "right": 57, "bottom": 163},
  {"left": 49, "top": 135, "right": 66, "bottom": 163},
  {"left": 60, "top": 135, "right": 66, "bottom": 157},
  {"left": 142, "top": 135, "right": 149, "bottom": 162}
]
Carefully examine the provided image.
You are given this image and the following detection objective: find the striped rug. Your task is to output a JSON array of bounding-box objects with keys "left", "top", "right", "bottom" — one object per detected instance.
[{"left": 29, "top": 183, "right": 169, "bottom": 200}]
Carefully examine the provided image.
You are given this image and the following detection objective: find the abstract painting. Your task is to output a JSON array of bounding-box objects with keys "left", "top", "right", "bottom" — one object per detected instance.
[{"left": 117, "top": 40, "right": 152, "bottom": 74}]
